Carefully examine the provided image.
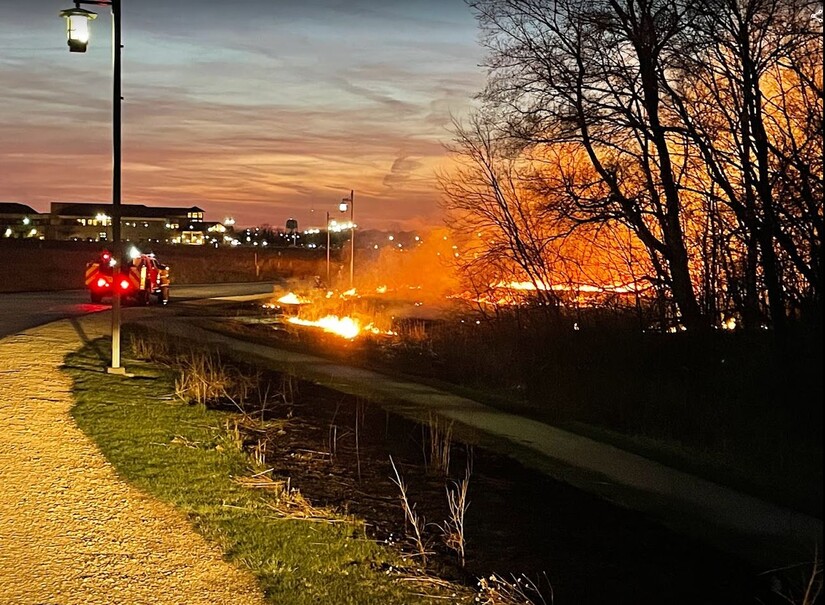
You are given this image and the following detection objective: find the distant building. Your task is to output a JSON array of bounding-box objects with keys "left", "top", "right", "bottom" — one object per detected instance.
[
  {"left": 48, "top": 202, "right": 206, "bottom": 244},
  {"left": 0, "top": 203, "right": 46, "bottom": 239}
]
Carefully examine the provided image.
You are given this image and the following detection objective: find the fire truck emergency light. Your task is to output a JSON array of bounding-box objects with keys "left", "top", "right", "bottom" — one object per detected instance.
[{"left": 59, "top": 7, "right": 97, "bottom": 53}]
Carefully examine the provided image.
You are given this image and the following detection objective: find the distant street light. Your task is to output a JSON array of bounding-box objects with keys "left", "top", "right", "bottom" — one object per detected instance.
[
  {"left": 340, "top": 190, "right": 354, "bottom": 288},
  {"left": 60, "top": 0, "right": 124, "bottom": 374}
]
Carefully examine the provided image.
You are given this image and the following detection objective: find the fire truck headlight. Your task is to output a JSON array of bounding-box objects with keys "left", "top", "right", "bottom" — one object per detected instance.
[
  {"left": 96, "top": 277, "right": 107, "bottom": 288},
  {"left": 120, "top": 279, "right": 130, "bottom": 291}
]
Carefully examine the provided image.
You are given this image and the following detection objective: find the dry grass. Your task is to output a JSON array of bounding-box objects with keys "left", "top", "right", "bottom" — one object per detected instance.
[
  {"left": 128, "top": 333, "right": 170, "bottom": 361},
  {"left": 328, "top": 424, "right": 339, "bottom": 460},
  {"left": 223, "top": 419, "right": 244, "bottom": 451},
  {"left": 441, "top": 461, "right": 471, "bottom": 567},
  {"left": 389, "top": 456, "right": 428, "bottom": 563},
  {"left": 797, "top": 559, "right": 824, "bottom": 605},
  {"left": 475, "top": 573, "right": 551, "bottom": 605},
  {"left": 173, "top": 350, "right": 266, "bottom": 417},
  {"left": 174, "top": 351, "right": 234, "bottom": 406},
  {"left": 251, "top": 438, "right": 268, "bottom": 467},
  {"left": 771, "top": 555, "right": 823, "bottom": 605},
  {"left": 424, "top": 413, "right": 453, "bottom": 476}
]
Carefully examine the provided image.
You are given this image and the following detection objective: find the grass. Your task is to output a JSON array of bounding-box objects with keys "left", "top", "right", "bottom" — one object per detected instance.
[{"left": 63, "top": 338, "right": 474, "bottom": 605}]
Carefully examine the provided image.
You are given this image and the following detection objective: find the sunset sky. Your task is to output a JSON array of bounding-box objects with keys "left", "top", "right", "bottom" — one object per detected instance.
[{"left": 0, "top": 0, "right": 485, "bottom": 230}]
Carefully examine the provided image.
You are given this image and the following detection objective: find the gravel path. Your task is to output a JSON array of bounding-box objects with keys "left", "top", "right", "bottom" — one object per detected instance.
[{"left": 0, "top": 316, "right": 266, "bottom": 605}]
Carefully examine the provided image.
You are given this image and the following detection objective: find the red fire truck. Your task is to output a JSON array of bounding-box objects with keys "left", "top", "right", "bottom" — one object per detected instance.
[{"left": 85, "top": 248, "right": 170, "bottom": 305}]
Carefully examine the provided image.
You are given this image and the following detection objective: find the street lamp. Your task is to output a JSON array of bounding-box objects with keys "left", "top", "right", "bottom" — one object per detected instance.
[
  {"left": 325, "top": 211, "right": 331, "bottom": 285},
  {"left": 60, "top": 0, "right": 125, "bottom": 374},
  {"left": 59, "top": 7, "right": 97, "bottom": 52},
  {"left": 340, "top": 190, "right": 355, "bottom": 288}
]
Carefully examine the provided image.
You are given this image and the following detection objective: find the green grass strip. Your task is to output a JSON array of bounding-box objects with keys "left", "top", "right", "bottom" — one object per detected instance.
[{"left": 63, "top": 339, "right": 469, "bottom": 605}]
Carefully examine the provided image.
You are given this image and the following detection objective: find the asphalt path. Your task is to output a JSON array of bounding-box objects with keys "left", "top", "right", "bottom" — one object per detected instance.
[{"left": 0, "top": 282, "right": 277, "bottom": 338}]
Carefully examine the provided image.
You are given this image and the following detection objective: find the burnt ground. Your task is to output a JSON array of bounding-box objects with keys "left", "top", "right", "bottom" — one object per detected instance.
[{"left": 221, "top": 376, "right": 790, "bottom": 605}]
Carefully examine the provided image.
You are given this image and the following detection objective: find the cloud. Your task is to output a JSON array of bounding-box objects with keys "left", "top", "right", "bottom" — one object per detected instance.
[
  {"left": 383, "top": 155, "right": 423, "bottom": 189},
  {"left": 0, "top": 0, "right": 485, "bottom": 230}
]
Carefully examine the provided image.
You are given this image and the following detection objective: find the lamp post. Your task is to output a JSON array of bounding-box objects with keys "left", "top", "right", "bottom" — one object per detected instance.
[
  {"left": 815, "top": 6, "right": 823, "bottom": 186},
  {"left": 340, "top": 190, "right": 354, "bottom": 288},
  {"left": 60, "top": 0, "right": 124, "bottom": 374},
  {"left": 325, "top": 211, "right": 331, "bottom": 286}
]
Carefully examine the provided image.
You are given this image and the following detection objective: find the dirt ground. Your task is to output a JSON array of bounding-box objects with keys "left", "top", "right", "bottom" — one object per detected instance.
[{"left": 0, "top": 316, "right": 265, "bottom": 605}]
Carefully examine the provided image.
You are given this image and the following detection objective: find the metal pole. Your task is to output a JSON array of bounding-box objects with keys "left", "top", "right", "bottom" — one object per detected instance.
[
  {"left": 325, "top": 211, "right": 330, "bottom": 286},
  {"left": 349, "top": 190, "right": 354, "bottom": 289},
  {"left": 107, "top": 0, "right": 124, "bottom": 374}
]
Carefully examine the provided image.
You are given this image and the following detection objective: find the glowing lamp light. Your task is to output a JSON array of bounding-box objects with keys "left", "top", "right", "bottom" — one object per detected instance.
[
  {"left": 59, "top": 7, "right": 97, "bottom": 53},
  {"left": 339, "top": 201, "right": 348, "bottom": 213}
]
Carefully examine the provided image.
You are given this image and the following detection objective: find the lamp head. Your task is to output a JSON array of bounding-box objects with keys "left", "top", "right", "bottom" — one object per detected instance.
[
  {"left": 339, "top": 201, "right": 348, "bottom": 213},
  {"left": 59, "top": 7, "right": 97, "bottom": 53}
]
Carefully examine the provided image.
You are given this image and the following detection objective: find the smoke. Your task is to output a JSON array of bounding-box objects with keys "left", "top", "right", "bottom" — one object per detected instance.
[{"left": 355, "top": 227, "right": 461, "bottom": 308}]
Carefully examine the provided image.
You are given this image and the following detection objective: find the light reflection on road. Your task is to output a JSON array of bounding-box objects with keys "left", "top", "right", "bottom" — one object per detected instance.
[{"left": 0, "top": 282, "right": 276, "bottom": 338}]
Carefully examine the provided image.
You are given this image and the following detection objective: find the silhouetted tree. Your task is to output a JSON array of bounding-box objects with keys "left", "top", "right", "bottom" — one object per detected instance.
[{"left": 453, "top": 0, "right": 823, "bottom": 330}]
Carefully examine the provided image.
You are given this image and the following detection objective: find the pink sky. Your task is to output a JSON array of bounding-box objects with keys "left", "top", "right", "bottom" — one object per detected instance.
[{"left": 0, "top": 0, "right": 485, "bottom": 230}]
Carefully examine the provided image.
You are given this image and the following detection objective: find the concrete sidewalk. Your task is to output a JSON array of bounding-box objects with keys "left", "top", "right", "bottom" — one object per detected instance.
[
  {"left": 140, "top": 315, "right": 822, "bottom": 572},
  {"left": 0, "top": 315, "right": 265, "bottom": 605}
]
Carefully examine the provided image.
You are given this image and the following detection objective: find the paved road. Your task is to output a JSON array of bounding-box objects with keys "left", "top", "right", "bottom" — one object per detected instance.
[{"left": 0, "top": 282, "right": 277, "bottom": 338}]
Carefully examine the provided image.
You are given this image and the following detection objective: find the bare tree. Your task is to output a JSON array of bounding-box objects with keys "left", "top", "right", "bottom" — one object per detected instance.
[
  {"left": 463, "top": 0, "right": 822, "bottom": 330},
  {"left": 469, "top": 0, "right": 709, "bottom": 329},
  {"left": 662, "top": 0, "right": 823, "bottom": 330},
  {"left": 439, "top": 111, "right": 565, "bottom": 310}
]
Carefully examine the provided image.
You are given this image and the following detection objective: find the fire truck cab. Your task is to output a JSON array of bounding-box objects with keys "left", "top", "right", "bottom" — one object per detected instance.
[{"left": 85, "top": 248, "right": 170, "bottom": 305}]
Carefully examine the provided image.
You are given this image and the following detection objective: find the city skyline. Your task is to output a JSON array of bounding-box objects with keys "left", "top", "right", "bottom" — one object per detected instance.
[{"left": 0, "top": 0, "right": 485, "bottom": 231}]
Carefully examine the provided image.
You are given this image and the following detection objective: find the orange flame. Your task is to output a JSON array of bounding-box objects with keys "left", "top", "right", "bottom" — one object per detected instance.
[
  {"left": 289, "top": 315, "right": 360, "bottom": 338},
  {"left": 287, "top": 315, "right": 394, "bottom": 339},
  {"left": 277, "top": 292, "right": 309, "bottom": 305},
  {"left": 493, "top": 280, "right": 642, "bottom": 294}
]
